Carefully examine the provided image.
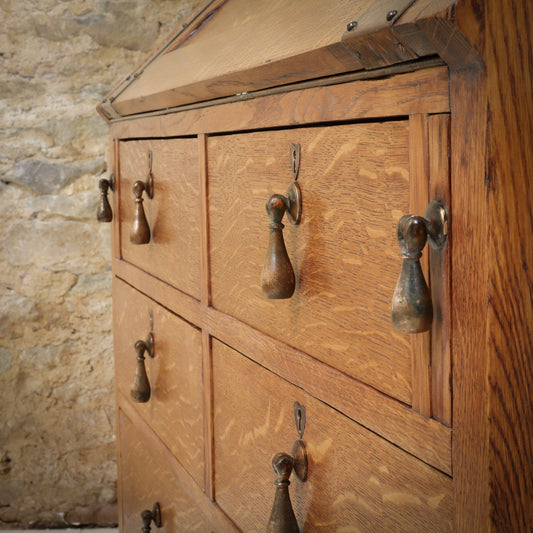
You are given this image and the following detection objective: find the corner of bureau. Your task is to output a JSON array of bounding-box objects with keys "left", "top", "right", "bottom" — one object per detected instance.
[{"left": 96, "top": 1, "right": 533, "bottom": 531}]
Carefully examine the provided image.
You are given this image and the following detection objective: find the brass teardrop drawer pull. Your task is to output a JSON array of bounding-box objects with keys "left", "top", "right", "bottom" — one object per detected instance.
[
  {"left": 130, "top": 151, "right": 154, "bottom": 245},
  {"left": 96, "top": 174, "right": 115, "bottom": 222},
  {"left": 261, "top": 144, "right": 302, "bottom": 299},
  {"left": 266, "top": 440, "right": 308, "bottom": 533},
  {"left": 391, "top": 200, "right": 448, "bottom": 333},
  {"left": 130, "top": 332, "right": 154, "bottom": 403},
  {"left": 141, "top": 502, "right": 161, "bottom": 532}
]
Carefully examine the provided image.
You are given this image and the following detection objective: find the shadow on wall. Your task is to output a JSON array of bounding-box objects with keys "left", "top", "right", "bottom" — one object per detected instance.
[{"left": 0, "top": 0, "right": 202, "bottom": 528}]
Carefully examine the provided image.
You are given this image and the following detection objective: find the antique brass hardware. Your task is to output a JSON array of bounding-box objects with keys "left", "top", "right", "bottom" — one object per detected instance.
[
  {"left": 130, "top": 150, "right": 154, "bottom": 245},
  {"left": 391, "top": 200, "right": 448, "bottom": 333},
  {"left": 141, "top": 502, "right": 161, "bottom": 532},
  {"left": 267, "top": 401, "right": 308, "bottom": 533},
  {"left": 96, "top": 173, "right": 115, "bottom": 222},
  {"left": 261, "top": 144, "right": 302, "bottom": 299},
  {"left": 130, "top": 329, "right": 155, "bottom": 403},
  {"left": 266, "top": 441, "right": 308, "bottom": 533}
]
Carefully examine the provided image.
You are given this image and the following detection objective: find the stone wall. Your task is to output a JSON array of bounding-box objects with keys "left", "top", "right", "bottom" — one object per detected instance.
[{"left": 0, "top": 0, "right": 201, "bottom": 528}]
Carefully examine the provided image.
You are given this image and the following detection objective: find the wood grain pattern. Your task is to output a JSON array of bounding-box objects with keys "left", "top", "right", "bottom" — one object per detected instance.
[
  {"left": 206, "top": 305, "right": 452, "bottom": 475},
  {"left": 109, "top": 66, "right": 450, "bottom": 139},
  {"left": 428, "top": 114, "right": 451, "bottom": 426},
  {"left": 113, "top": 279, "right": 205, "bottom": 489},
  {"left": 114, "top": 257, "right": 451, "bottom": 473},
  {"left": 208, "top": 122, "right": 413, "bottom": 403},
  {"left": 118, "top": 408, "right": 225, "bottom": 532},
  {"left": 449, "top": 66, "right": 491, "bottom": 533},
  {"left": 112, "top": 0, "right": 371, "bottom": 114},
  {"left": 118, "top": 138, "right": 201, "bottom": 299},
  {"left": 111, "top": 138, "right": 121, "bottom": 260},
  {"left": 484, "top": 0, "right": 533, "bottom": 529},
  {"left": 113, "top": 257, "right": 203, "bottom": 327},
  {"left": 212, "top": 339, "right": 454, "bottom": 532},
  {"left": 119, "top": 399, "right": 240, "bottom": 533}
]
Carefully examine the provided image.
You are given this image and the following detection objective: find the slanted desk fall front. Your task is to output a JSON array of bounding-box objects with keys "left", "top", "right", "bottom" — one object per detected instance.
[{"left": 97, "top": 0, "right": 533, "bottom": 531}]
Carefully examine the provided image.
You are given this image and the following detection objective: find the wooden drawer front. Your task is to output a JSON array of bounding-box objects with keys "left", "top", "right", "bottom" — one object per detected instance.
[
  {"left": 114, "top": 278, "right": 205, "bottom": 488},
  {"left": 209, "top": 123, "right": 413, "bottom": 403},
  {"left": 212, "top": 340, "right": 453, "bottom": 532},
  {"left": 118, "top": 410, "right": 212, "bottom": 532},
  {"left": 119, "top": 138, "right": 201, "bottom": 299}
]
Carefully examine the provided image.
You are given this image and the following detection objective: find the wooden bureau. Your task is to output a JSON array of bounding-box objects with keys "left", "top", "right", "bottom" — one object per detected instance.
[{"left": 97, "top": 1, "right": 532, "bottom": 531}]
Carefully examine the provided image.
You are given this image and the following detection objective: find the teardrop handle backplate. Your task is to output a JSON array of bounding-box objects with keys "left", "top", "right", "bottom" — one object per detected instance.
[{"left": 391, "top": 200, "right": 448, "bottom": 333}]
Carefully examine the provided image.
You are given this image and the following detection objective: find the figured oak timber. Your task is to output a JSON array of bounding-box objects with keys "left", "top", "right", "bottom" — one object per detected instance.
[
  {"left": 205, "top": 305, "right": 452, "bottom": 476},
  {"left": 118, "top": 138, "right": 201, "bottom": 300},
  {"left": 113, "top": 279, "right": 205, "bottom": 489},
  {"left": 428, "top": 114, "right": 451, "bottom": 427},
  {"left": 209, "top": 122, "right": 413, "bottom": 403},
  {"left": 108, "top": 66, "right": 450, "bottom": 139},
  {"left": 449, "top": 5, "right": 490, "bottom": 528},
  {"left": 118, "top": 406, "right": 238, "bottom": 532},
  {"left": 113, "top": 256, "right": 451, "bottom": 474},
  {"left": 483, "top": 0, "right": 533, "bottom": 529},
  {"left": 117, "top": 410, "right": 210, "bottom": 532},
  {"left": 97, "top": 0, "right": 480, "bottom": 120},
  {"left": 213, "top": 340, "right": 453, "bottom": 532}
]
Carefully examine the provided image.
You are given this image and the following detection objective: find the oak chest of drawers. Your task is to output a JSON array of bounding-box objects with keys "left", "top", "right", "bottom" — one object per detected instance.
[{"left": 97, "top": 1, "right": 533, "bottom": 531}]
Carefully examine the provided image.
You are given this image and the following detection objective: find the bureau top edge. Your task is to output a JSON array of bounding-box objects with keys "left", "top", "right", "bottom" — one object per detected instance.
[{"left": 97, "top": 0, "right": 481, "bottom": 123}]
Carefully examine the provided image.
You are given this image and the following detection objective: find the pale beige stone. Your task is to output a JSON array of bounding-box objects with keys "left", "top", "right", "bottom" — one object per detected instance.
[{"left": 0, "top": 0, "right": 202, "bottom": 527}]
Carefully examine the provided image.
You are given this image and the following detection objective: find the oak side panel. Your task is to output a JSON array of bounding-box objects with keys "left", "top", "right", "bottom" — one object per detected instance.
[
  {"left": 118, "top": 138, "right": 201, "bottom": 299},
  {"left": 213, "top": 340, "right": 454, "bottom": 532},
  {"left": 450, "top": 68, "right": 490, "bottom": 533},
  {"left": 485, "top": 0, "right": 533, "bottom": 529},
  {"left": 113, "top": 279, "right": 205, "bottom": 489},
  {"left": 117, "top": 409, "right": 213, "bottom": 533},
  {"left": 109, "top": 66, "right": 450, "bottom": 139},
  {"left": 208, "top": 122, "right": 413, "bottom": 404}
]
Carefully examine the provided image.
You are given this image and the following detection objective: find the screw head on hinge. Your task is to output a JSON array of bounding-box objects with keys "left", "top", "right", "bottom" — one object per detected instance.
[
  {"left": 346, "top": 20, "right": 358, "bottom": 31},
  {"left": 386, "top": 10, "right": 398, "bottom": 22}
]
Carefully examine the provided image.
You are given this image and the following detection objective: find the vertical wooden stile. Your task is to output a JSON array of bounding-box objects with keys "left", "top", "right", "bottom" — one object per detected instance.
[
  {"left": 450, "top": 67, "right": 490, "bottom": 530},
  {"left": 408, "top": 113, "right": 432, "bottom": 417},
  {"left": 199, "top": 133, "right": 215, "bottom": 499},
  {"left": 112, "top": 137, "right": 122, "bottom": 260},
  {"left": 428, "top": 114, "right": 452, "bottom": 426}
]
